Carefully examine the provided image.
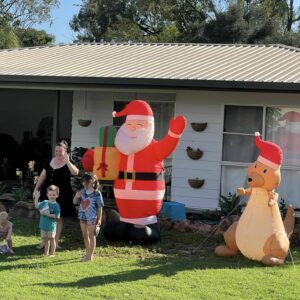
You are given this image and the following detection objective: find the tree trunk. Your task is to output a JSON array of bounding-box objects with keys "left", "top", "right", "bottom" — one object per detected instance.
[{"left": 287, "top": 0, "right": 294, "bottom": 31}]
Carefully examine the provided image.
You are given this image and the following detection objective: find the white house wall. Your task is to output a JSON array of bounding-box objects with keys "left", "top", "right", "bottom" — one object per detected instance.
[
  {"left": 174, "top": 90, "right": 300, "bottom": 211},
  {"left": 72, "top": 91, "right": 114, "bottom": 148},
  {"left": 72, "top": 90, "right": 176, "bottom": 148},
  {"left": 72, "top": 89, "right": 300, "bottom": 211},
  {"left": 173, "top": 91, "right": 223, "bottom": 210}
]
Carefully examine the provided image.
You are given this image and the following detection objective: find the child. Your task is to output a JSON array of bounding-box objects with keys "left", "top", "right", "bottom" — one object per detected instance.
[
  {"left": 0, "top": 211, "right": 13, "bottom": 254},
  {"left": 73, "top": 172, "right": 104, "bottom": 261},
  {"left": 34, "top": 185, "right": 61, "bottom": 257}
]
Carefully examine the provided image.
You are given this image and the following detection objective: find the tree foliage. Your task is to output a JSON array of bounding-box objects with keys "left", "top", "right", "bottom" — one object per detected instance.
[
  {"left": 0, "top": 0, "right": 59, "bottom": 28},
  {"left": 16, "top": 28, "right": 55, "bottom": 47},
  {"left": 0, "top": 0, "right": 58, "bottom": 49},
  {"left": 0, "top": 24, "right": 20, "bottom": 49},
  {"left": 70, "top": 0, "right": 300, "bottom": 47}
]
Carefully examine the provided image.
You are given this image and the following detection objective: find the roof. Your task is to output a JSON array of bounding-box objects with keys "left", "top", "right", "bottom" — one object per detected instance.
[{"left": 0, "top": 43, "right": 300, "bottom": 91}]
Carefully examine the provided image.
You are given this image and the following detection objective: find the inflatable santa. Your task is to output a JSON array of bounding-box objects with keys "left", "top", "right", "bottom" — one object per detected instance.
[{"left": 103, "top": 100, "right": 186, "bottom": 243}]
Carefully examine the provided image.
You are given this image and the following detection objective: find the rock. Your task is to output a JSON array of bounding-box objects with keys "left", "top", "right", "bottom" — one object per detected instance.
[
  {"left": 172, "top": 221, "right": 187, "bottom": 232},
  {"left": 159, "top": 219, "right": 174, "bottom": 230},
  {"left": 0, "top": 193, "right": 15, "bottom": 202},
  {"left": 180, "top": 220, "right": 191, "bottom": 232},
  {"left": 194, "top": 222, "right": 212, "bottom": 234},
  {"left": 10, "top": 201, "right": 39, "bottom": 218},
  {"left": 290, "top": 225, "right": 300, "bottom": 246},
  {"left": 215, "top": 215, "right": 240, "bottom": 235},
  {"left": 188, "top": 224, "right": 200, "bottom": 232},
  {"left": 0, "top": 202, "right": 6, "bottom": 212},
  {"left": 15, "top": 201, "right": 34, "bottom": 209}
]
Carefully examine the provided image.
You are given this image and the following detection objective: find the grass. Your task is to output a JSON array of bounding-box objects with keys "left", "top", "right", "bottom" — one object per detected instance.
[{"left": 0, "top": 218, "right": 299, "bottom": 300}]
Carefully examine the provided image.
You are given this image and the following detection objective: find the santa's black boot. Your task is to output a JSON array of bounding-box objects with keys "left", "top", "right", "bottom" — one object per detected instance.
[
  {"left": 103, "top": 221, "right": 129, "bottom": 241},
  {"left": 127, "top": 223, "right": 160, "bottom": 244}
]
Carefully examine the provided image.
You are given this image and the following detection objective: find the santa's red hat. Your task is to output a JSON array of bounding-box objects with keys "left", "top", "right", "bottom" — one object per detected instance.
[
  {"left": 279, "top": 111, "right": 300, "bottom": 122},
  {"left": 112, "top": 100, "right": 154, "bottom": 121},
  {"left": 254, "top": 132, "right": 282, "bottom": 169}
]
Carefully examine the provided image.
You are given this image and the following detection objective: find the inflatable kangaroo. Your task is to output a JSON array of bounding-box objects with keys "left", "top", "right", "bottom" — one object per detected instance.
[{"left": 215, "top": 132, "right": 295, "bottom": 266}]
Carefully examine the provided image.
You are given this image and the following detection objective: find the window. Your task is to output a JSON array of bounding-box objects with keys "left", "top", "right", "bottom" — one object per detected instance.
[
  {"left": 221, "top": 105, "right": 300, "bottom": 208},
  {"left": 266, "top": 107, "right": 300, "bottom": 167},
  {"left": 222, "top": 106, "right": 263, "bottom": 163}
]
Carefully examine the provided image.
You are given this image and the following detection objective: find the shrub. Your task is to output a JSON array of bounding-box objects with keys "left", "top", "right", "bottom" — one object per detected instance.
[
  {"left": 12, "top": 187, "right": 31, "bottom": 202},
  {"left": 0, "top": 181, "right": 8, "bottom": 195},
  {"left": 218, "top": 192, "right": 242, "bottom": 217},
  {"left": 279, "top": 198, "right": 287, "bottom": 218}
]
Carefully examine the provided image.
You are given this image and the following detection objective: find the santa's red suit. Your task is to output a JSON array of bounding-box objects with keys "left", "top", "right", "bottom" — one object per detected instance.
[{"left": 113, "top": 100, "right": 186, "bottom": 227}]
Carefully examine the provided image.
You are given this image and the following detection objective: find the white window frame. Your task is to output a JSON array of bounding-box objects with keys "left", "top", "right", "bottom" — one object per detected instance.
[{"left": 221, "top": 104, "right": 300, "bottom": 172}]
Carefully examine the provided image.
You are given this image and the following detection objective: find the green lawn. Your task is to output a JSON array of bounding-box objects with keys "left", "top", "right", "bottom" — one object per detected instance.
[{"left": 0, "top": 218, "right": 299, "bottom": 300}]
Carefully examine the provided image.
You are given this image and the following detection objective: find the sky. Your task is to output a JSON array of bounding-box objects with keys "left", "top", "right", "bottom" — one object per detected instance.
[
  {"left": 35, "top": 0, "right": 300, "bottom": 45},
  {"left": 34, "top": 0, "right": 82, "bottom": 44}
]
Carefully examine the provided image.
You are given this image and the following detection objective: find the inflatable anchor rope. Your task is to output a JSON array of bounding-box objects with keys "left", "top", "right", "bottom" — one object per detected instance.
[
  {"left": 288, "top": 247, "right": 295, "bottom": 267},
  {"left": 196, "top": 199, "right": 296, "bottom": 267},
  {"left": 196, "top": 200, "right": 244, "bottom": 251}
]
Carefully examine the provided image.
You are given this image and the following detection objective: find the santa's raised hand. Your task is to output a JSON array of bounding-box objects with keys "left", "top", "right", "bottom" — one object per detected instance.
[{"left": 169, "top": 115, "right": 187, "bottom": 136}]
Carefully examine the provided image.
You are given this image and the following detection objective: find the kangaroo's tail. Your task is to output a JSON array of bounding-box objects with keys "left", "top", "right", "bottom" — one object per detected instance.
[{"left": 284, "top": 205, "right": 295, "bottom": 239}]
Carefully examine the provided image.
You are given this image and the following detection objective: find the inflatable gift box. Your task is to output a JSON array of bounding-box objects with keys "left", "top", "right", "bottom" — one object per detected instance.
[{"left": 93, "top": 126, "right": 120, "bottom": 180}]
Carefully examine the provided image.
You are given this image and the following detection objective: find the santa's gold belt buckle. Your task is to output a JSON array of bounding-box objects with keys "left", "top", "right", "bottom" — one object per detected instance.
[{"left": 124, "top": 171, "right": 136, "bottom": 180}]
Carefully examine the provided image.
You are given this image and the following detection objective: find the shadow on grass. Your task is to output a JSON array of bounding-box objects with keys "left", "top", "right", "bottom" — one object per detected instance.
[
  {"left": 6, "top": 217, "right": 300, "bottom": 282},
  {"left": 34, "top": 253, "right": 297, "bottom": 289},
  {"left": 0, "top": 256, "right": 79, "bottom": 271},
  {"left": 0, "top": 243, "right": 42, "bottom": 262}
]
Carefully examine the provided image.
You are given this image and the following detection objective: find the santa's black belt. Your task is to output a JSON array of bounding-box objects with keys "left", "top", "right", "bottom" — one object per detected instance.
[{"left": 119, "top": 171, "right": 163, "bottom": 181}]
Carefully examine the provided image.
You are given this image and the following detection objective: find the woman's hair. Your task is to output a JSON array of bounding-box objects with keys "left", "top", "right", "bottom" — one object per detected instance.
[
  {"left": 47, "top": 185, "right": 60, "bottom": 194},
  {"left": 56, "top": 139, "right": 68, "bottom": 151},
  {"left": 0, "top": 211, "right": 8, "bottom": 221},
  {"left": 82, "top": 172, "right": 100, "bottom": 192}
]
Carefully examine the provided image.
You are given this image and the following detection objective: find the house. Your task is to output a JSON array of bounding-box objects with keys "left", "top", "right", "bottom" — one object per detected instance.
[{"left": 0, "top": 43, "right": 299, "bottom": 211}]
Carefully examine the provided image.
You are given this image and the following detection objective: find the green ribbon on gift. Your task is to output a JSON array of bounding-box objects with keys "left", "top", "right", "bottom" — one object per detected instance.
[{"left": 99, "top": 126, "right": 117, "bottom": 147}]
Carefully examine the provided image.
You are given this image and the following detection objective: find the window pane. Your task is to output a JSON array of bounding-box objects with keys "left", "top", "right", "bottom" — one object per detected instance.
[
  {"left": 266, "top": 107, "right": 300, "bottom": 167},
  {"left": 221, "top": 165, "right": 248, "bottom": 197},
  {"left": 277, "top": 169, "right": 300, "bottom": 209},
  {"left": 222, "top": 134, "right": 259, "bottom": 162},
  {"left": 150, "top": 102, "right": 174, "bottom": 140},
  {"left": 113, "top": 101, "right": 128, "bottom": 127},
  {"left": 224, "top": 106, "right": 263, "bottom": 133}
]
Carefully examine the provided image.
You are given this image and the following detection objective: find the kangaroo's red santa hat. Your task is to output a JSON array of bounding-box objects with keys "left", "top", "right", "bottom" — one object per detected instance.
[
  {"left": 112, "top": 100, "right": 154, "bottom": 122},
  {"left": 254, "top": 132, "right": 283, "bottom": 170}
]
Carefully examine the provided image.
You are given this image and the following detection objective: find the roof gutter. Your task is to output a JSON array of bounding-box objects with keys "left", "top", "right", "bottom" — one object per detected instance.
[{"left": 0, "top": 75, "right": 299, "bottom": 92}]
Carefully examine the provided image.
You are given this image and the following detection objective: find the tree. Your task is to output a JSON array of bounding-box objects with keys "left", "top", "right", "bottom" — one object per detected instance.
[
  {"left": 70, "top": 0, "right": 180, "bottom": 42},
  {"left": 16, "top": 28, "right": 55, "bottom": 47},
  {"left": 70, "top": 0, "right": 300, "bottom": 47},
  {"left": 70, "top": 0, "right": 129, "bottom": 42},
  {"left": 241, "top": 0, "right": 300, "bottom": 31},
  {"left": 0, "top": 0, "right": 60, "bottom": 28},
  {"left": 0, "top": 24, "right": 20, "bottom": 49},
  {"left": 0, "top": 1, "right": 59, "bottom": 49}
]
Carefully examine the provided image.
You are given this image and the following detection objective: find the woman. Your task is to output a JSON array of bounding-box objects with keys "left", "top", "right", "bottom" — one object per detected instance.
[{"left": 33, "top": 140, "right": 79, "bottom": 248}]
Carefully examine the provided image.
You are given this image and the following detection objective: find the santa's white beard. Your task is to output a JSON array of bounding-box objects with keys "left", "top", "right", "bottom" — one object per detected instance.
[{"left": 115, "top": 123, "right": 154, "bottom": 155}]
